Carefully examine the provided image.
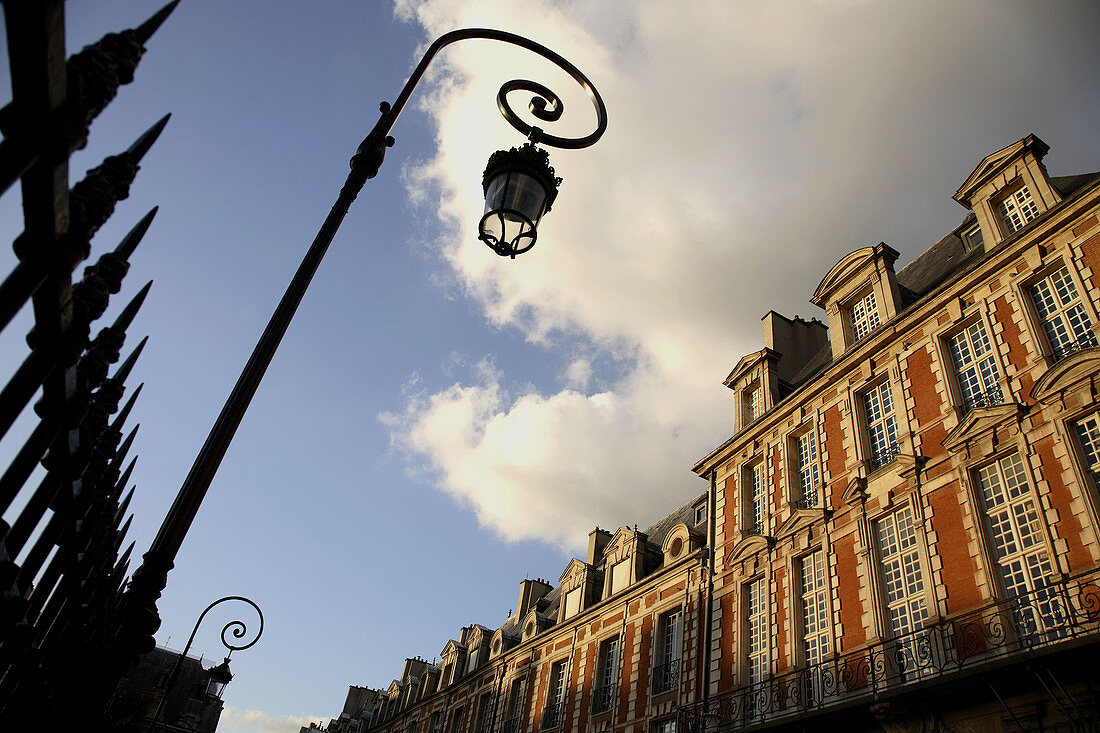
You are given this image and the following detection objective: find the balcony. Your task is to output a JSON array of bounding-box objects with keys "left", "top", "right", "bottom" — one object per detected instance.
[
  {"left": 591, "top": 683, "right": 615, "bottom": 714},
  {"left": 962, "top": 385, "right": 1004, "bottom": 415},
  {"left": 678, "top": 567, "right": 1100, "bottom": 731},
  {"left": 652, "top": 658, "right": 681, "bottom": 695},
  {"left": 540, "top": 701, "right": 564, "bottom": 730},
  {"left": 795, "top": 488, "right": 820, "bottom": 511},
  {"left": 1052, "top": 333, "right": 1099, "bottom": 362},
  {"left": 868, "top": 441, "right": 900, "bottom": 472},
  {"left": 501, "top": 717, "right": 521, "bottom": 733}
]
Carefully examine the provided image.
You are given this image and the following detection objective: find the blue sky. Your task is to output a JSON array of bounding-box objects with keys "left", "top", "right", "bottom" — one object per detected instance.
[{"left": 2, "top": 2, "right": 1099, "bottom": 732}]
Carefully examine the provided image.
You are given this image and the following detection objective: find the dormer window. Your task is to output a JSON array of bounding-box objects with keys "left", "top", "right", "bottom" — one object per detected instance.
[
  {"left": 962, "top": 223, "right": 984, "bottom": 252},
  {"left": 694, "top": 503, "right": 707, "bottom": 526},
  {"left": 996, "top": 184, "right": 1040, "bottom": 235},
  {"left": 742, "top": 383, "right": 762, "bottom": 426},
  {"left": 848, "top": 288, "right": 881, "bottom": 342}
]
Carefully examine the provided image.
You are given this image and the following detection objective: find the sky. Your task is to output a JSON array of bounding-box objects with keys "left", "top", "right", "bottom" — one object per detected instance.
[{"left": 1, "top": 1, "right": 1099, "bottom": 731}]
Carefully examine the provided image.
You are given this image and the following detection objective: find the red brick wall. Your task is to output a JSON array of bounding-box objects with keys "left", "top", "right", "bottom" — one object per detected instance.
[
  {"left": 824, "top": 405, "right": 845, "bottom": 506},
  {"left": 907, "top": 346, "right": 941, "bottom": 429},
  {"left": 993, "top": 294, "right": 1033, "bottom": 398},
  {"left": 834, "top": 533, "right": 864, "bottom": 649},
  {"left": 1033, "top": 434, "right": 1092, "bottom": 571},
  {"left": 928, "top": 481, "right": 982, "bottom": 613},
  {"left": 774, "top": 565, "right": 787, "bottom": 673}
]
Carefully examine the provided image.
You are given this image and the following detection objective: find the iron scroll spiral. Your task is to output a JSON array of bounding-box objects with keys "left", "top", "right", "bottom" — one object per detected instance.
[
  {"left": 187, "top": 595, "right": 264, "bottom": 658},
  {"left": 373, "top": 28, "right": 608, "bottom": 152}
]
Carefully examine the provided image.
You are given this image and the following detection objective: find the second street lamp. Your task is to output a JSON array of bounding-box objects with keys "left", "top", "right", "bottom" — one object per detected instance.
[{"left": 119, "top": 28, "right": 608, "bottom": 661}]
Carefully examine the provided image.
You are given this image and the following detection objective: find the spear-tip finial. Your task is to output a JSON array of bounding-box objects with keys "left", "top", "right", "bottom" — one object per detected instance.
[
  {"left": 111, "top": 337, "right": 148, "bottom": 384},
  {"left": 111, "top": 282, "right": 153, "bottom": 336},
  {"left": 126, "top": 114, "right": 171, "bottom": 163},
  {"left": 116, "top": 486, "right": 135, "bottom": 522},
  {"left": 111, "top": 384, "right": 144, "bottom": 430},
  {"left": 115, "top": 208, "right": 159, "bottom": 260},
  {"left": 135, "top": 1, "right": 182, "bottom": 44}
]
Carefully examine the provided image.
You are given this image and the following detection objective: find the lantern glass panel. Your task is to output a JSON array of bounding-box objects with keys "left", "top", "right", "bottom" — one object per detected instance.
[
  {"left": 484, "top": 171, "right": 549, "bottom": 224},
  {"left": 207, "top": 678, "right": 228, "bottom": 699}
]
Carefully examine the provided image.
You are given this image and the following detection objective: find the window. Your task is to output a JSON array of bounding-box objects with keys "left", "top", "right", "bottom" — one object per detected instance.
[
  {"left": 429, "top": 711, "right": 442, "bottom": 733},
  {"left": 744, "top": 460, "right": 766, "bottom": 535},
  {"left": 962, "top": 223, "right": 984, "bottom": 252},
  {"left": 1029, "top": 265, "right": 1097, "bottom": 360},
  {"left": 651, "top": 720, "right": 677, "bottom": 733},
  {"left": 975, "top": 453, "right": 1062, "bottom": 633},
  {"left": 1074, "top": 414, "right": 1100, "bottom": 488},
  {"left": 448, "top": 707, "right": 464, "bottom": 733},
  {"left": 474, "top": 693, "right": 491, "bottom": 733},
  {"left": 745, "top": 578, "right": 769, "bottom": 684},
  {"left": 694, "top": 503, "right": 707, "bottom": 526},
  {"left": 997, "top": 185, "right": 1040, "bottom": 235},
  {"left": 502, "top": 680, "right": 523, "bottom": 733},
  {"left": 863, "top": 381, "right": 899, "bottom": 470},
  {"left": 743, "top": 384, "right": 762, "bottom": 426},
  {"left": 467, "top": 646, "right": 480, "bottom": 673},
  {"left": 799, "top": 551, "right": 830, "bottom": 667},
  {"left": 609, "top": 560, "right": 630, "bottom": 594},
  {"left": 541, "top": 661, "right": 567, "bottom": 729},
  {"left": 793, "top": 431, "right": 822, "bottom": 509},
  {"left": 592, "top": 636, "right": 618, "bottom": 713},
  {"left": 562, "top": 587, "right": 583, "bottom": 620},
  {"left": 849, "top": 288, "right": 882, "bottom": 342},
  {"left": 947, "top": 320, "right": 1002, "bottom": 411},
  {"left": 652, "top": 608, "right": 682, "bottom": 694},
  {"left": 875, "top": 505, "right": 927, "bottom": 640},
  {"left": 408, "top": 722, "right": 418, "bottom": 733}
]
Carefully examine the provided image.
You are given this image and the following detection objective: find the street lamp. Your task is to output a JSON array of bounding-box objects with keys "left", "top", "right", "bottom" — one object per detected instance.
[
  {"left": 118, "top": 28, "right": 607, "bottom": 663},
  {"left": 150, "top": 596, "right": 263, "bottom": 728}
]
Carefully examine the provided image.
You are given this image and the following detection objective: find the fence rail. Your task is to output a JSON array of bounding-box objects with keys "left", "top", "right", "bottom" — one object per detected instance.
[{"left": 679, "top": 567, "right": 1100, "bottom": 731}]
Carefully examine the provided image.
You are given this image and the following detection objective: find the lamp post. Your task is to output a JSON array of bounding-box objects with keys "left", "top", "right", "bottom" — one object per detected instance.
[
  {"left": 150, "top": 596, "right": 264, "bottom": 730},
  {"left": 118, "top": 28, "right": 606, "bottom": 663}
]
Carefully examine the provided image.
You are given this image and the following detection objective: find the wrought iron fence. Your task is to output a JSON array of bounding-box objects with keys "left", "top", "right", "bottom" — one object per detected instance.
[
  {"left": 591, "top": 682, "right": 616, "bottom": 714},
  {"left": 963, "top": 385, "right": 1005, "bottom": 414},
  {"left": 1052, "top": 333, "right": 1099, "bottom": 363},
  {"left": 540, "top": 701, "right": 564, "bottom": 730},
  {"left": 795, "top": 488, "right": 820, "bottom": 510},
  {"left": 869, "top": 442, "right": 901, "bottom": 472},
  {"left": 652, "top": 658, "right": 680, "bottom": 694},
  {"left": 501, "top": 715, "right": 521, "bottom": 733},
  {"left": 679, "top": 566, "right": 1100, "bottom": 731}
]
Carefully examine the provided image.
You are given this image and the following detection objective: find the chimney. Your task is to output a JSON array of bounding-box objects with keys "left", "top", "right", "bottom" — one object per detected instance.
[
  {"left": 587, "top": 527, "right": 612, "bottom": 565},
  {"left": 762, "top": 311, "right": 829, "bottom": 384},
  {"left": 516, "top": 578, "right": 553, "bottom": 621}
]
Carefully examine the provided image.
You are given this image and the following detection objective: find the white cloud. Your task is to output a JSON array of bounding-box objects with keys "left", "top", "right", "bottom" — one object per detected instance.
[
  {"left": 383, "top": 0, "right": 1100, "bottom": 549},
  {"left": 219, "top": 707, "right": 326, "bottom": 733}
]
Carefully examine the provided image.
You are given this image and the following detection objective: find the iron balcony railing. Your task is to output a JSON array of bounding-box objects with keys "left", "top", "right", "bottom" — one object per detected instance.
[
  {"left": 795, "top": 488, "right": 820, "bottom": 510},
  {"left": 1052, "top": 333, "right": 1099, "bottom": 362},
  {"left": 868, "top": 441, "right": 901, "bottom": 472},
  {"left": 678, "top": 566, "right": 1100, "bottom": 732},
  {"left": 591, "top": 683, "right": 616, "bottom": 714},
  {"left": 540, "top": 701, "right": 564, "bottom": 730},
  {"left": 652, "top": 658, "right": 681, "bottom": 694},
  {"left": 744, "top": 521, "right": 766, "bottom": 537},
  {"left": 501, "top": 716, "right": 520, "bottom": 733},
  {"left": 962, "top": 385, "right": 1005, "bottom": 415}
]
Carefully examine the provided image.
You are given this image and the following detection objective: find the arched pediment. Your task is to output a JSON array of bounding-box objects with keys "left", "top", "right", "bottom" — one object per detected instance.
[
  {"left": 942, "top": 402, "right": 1023, "bottom": 453},
  {"left": 725, "top": 533, "right": 774, "bottom": 565},
  {"left": 811, "top": 247, "right": 876, "bottom": 307},
  {"left": 1031, "top": 348, "right": 1100, "bottom": 404}
]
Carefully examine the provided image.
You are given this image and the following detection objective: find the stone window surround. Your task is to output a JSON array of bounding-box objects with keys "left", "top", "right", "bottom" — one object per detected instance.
[
  {"left": 1013, "top": 258, "right": 1100, "bottom": 363},
  {"left": 934, "top": 313, "right": 1010, "bottom": 413}
]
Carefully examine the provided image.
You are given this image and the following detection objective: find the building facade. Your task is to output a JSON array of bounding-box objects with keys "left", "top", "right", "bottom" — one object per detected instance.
[
  {"left": 327, "top": 134, "right": 1100, "bottom": 732},
  {"left": 685, "top": 134, "right": 1100, "bottom": 730}
]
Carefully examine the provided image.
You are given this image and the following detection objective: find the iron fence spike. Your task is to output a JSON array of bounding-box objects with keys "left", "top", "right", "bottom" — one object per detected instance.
[
  {"left": 115, "top": 208, "right": 159, "bottom": 260},
  {"left": 135, "top": 1, "right": 182, "bottom": 45},
  {"left": 126, "top": 114, "right": 171, "bottom": 163}
]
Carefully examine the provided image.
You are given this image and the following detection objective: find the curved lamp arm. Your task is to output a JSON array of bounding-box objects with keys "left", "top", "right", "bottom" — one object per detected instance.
[{"left": 351, "top": 27, "right": 609, "bottom": 178}]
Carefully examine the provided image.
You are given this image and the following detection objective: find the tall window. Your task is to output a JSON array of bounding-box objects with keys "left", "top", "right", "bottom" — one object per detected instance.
[
  {"left": 429, "top": 711, "right": 442, "bottom": 733},
  {"left": 745, "top": 578, "right": 769, "bottom": 684},
  {"left": 745, "top": 461, "right": 766, "bottom": 535},
  {"left": 651, "top": 720, "right": 677, "bottom": 733},
  {"left": 743, "top": 384, "right": 762, "bottom": 426},
  {"left": 794, "top": 431, "right": 821, "bottom": 509},
  {"left": 474, "top": 693, "right": 492, "bottom": 733},
  {"left": 849, "top": 289, "right": 881, "bottom": 342},
  {"left": 1029, "top": 265, "right": 1096, "bottom": 360},
  {"left": 997, "top": 185, "right": 1040, "bottom": 234},
  {"left": 799, "top": 551, "right": 830, "bottom": 667},
  {"left": 652, "top": 609, "right": 682, "bottom": 694},
  {"left": 592, "top": 637, "right": 619, "bottom": 713},
  {"left": 1074, "top": 414, "right": 1100, "bottom": 488},
  {"left": 863, "top": 382, "right": 899, "bottom": 470},
  {"left": 947, "top": 320, "right": 1002, "bottom": 410},
  {"left": 542, "top": 661, "right": 567, "bottom": 729},
  {"left": 502, "top": 680, "right": 523, "bottom": 733},
  {"left": 448, "top": 707, "right": 464, "bottom": 733},
  {"left": 975, "top": 453, "right": 1061, "bottom": 633},
  {"left": 875, "top": 505, "right": 927, "bottom": 640}
]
